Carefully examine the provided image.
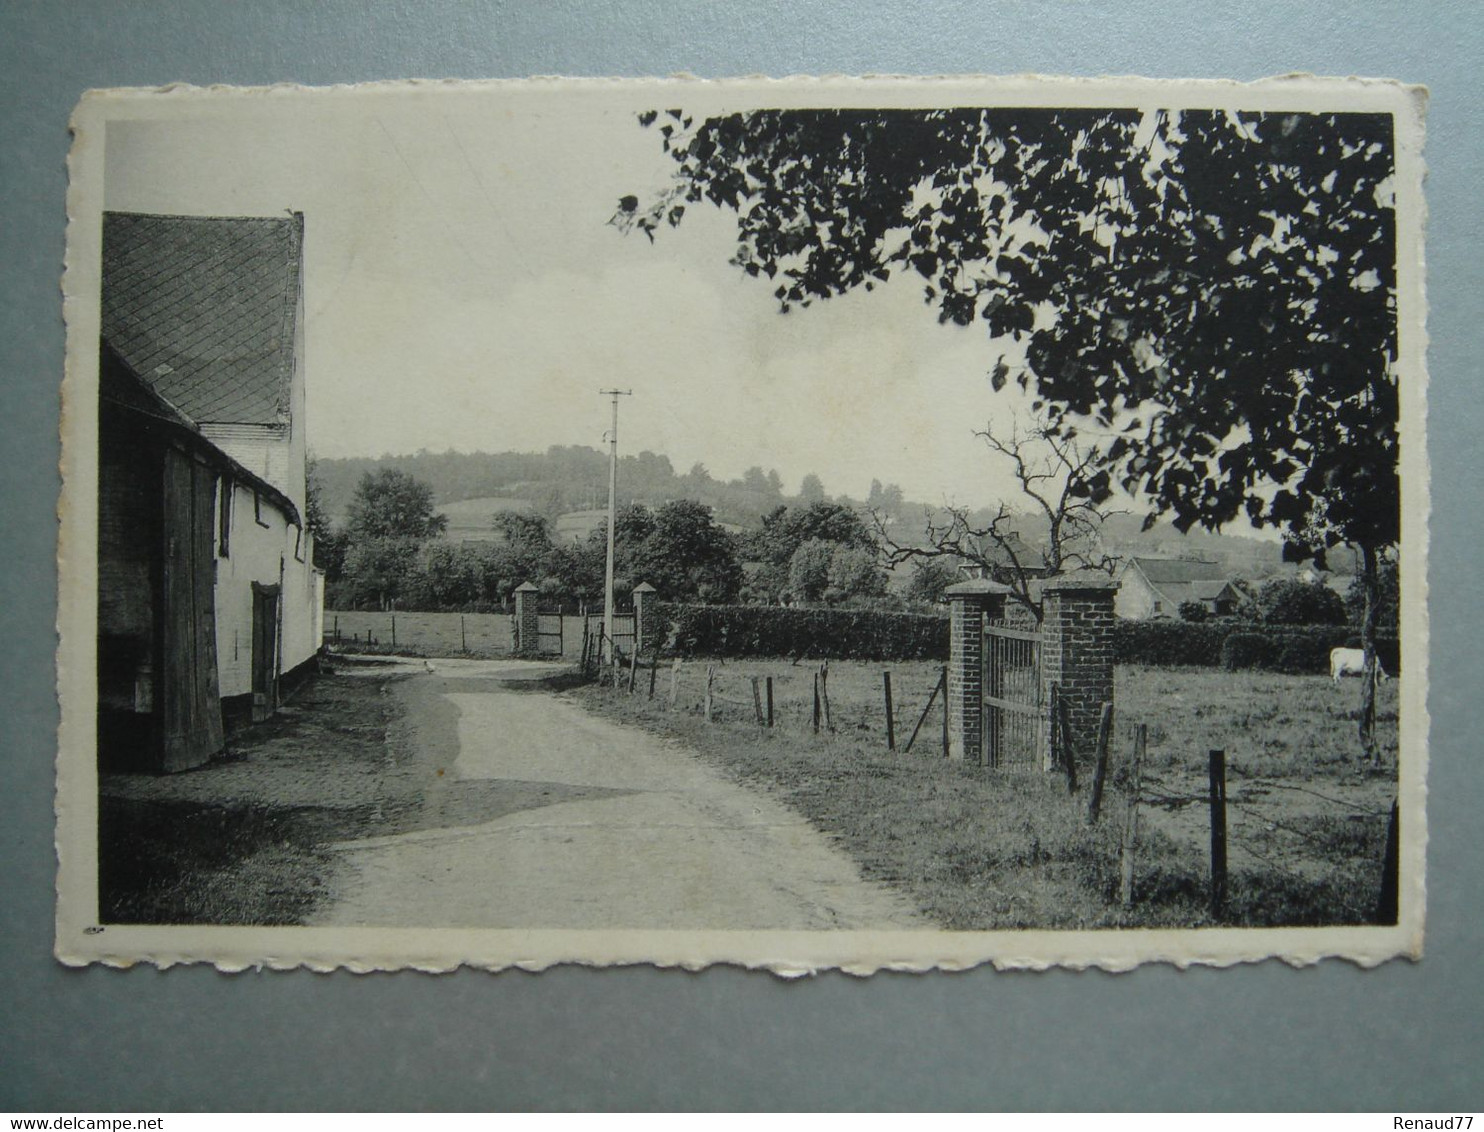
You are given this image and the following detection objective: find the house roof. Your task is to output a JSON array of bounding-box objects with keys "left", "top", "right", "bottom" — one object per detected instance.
[
  {"left": 100, "top": 342, "right": 301, "bottom": 527},
  {"left": 1128, "top": 557, "right": 1229, "bottom": 584},
  {"left": 101, "top": 211, "right": 303, "bottom": 426},
  {"left": 1189, "top": 579, "right": 1237, "bottom": 600}
]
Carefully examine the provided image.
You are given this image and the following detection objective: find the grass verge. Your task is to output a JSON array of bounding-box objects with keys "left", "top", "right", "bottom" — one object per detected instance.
[
  {"left": 98, "top": 671, "right": 399, "bottom": 925},
  {"left": 571, "top": 658, "right": 1398, "bottom": 930}
]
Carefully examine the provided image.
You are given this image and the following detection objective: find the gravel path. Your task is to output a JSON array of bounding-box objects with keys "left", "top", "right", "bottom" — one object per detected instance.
[{"left": 313, "top": 658, "right": 922, "bottom": 930}]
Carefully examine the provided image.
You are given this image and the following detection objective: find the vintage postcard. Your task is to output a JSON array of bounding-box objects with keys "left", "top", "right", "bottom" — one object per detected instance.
[{"left": 56, "top": 75, "right": 1428, "bottom": 972}]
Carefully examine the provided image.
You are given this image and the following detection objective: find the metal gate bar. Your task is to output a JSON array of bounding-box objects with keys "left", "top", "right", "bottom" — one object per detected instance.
[
  {"left": 536, "top": 610, "right": 564, "bottom": 656},
  {"left": 984, "top": 621, "right": 1043, "bottom": 767}
]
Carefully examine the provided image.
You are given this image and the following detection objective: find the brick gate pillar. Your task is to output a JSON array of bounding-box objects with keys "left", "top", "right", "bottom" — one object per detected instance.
[
  {"left": 631, "top": 582, "right": 658, "bottom": 657},
  {"left": 1038, "top": 571, "right": 1118, "bottom": 772},
  {"left": 943, "top": 579, "right": 1011, "bottom": 763},
  {"left": 513, "top": 581, "right": 540, "bottom": 657}
]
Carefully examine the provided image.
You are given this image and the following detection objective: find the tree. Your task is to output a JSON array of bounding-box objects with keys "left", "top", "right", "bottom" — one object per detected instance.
[
  {"left": 407, "top": 542, "right": 489, "bottom": 610},
  {"left": 903, "top": 558, "right": 958, "bottom": 606},
  {"left": 1345, "top": 552, "right": 1399, "bottom": 632},
  {"left": 787, "top": 539, "right": 835, "bottom": 603},
  {"left": 305, "top": 457, "right": 347, "bottom": 580},
  {"left": 642, "top": 499, "right": 744, "bottom": 602},
  {"left": 799, "top": 473, "right": 826, "bottom": 503},
  {"left": 825, "top": 543, "right": 888, "bottom": 605},
  {"left": 618, "top": 105, "right": 1399, "bottom": 759},
  {"left": 742, "top": 465, "right": 772, "bottom": 496},
  {"left": 1260, "top": 578, "right": 1347, "bottom": 626},
  {"left": 488, "top": 510, "right": 559, "bottom": 604},
  {"left": 588, "top": 500, "right": 742, "bottom": 603},
  {"left": 346, "top": 468, "right": 447, "bottom": 541},
  {"left": 339, "top": 537, "right": 421, "bottom": 610},
  {"left": 874, "top": 415, "right": 1119, "bottom": 617},
  {"left": 750, "top": 501, "right": 878, "bottom": 601},
  {"left": 1178, "top": 600, "right": 1209, "bottom": 623}
]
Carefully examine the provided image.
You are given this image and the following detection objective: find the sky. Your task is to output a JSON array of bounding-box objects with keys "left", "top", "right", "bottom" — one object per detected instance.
[{"left": 101, "top": 83, "right": 1051, "bottom": 511}]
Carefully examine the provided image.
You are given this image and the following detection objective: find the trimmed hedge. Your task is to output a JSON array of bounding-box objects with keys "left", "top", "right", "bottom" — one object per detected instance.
[
  {"left": 1119, "top": 619, "right": 1400, "bottom": 675},
  {"left": 1112, "top": 619, "right": 1236, "bottom": 667},
  {"left": 655, "top": 602, "right": 949, "bottom": 661}
]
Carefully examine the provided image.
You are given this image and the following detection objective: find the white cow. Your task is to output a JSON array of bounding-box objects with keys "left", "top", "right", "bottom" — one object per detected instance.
[{"left": 1330, "top": 647, "right": 1390, "bottom": 685}]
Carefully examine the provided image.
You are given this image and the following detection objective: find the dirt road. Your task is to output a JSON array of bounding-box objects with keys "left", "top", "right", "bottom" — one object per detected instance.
[{"left": 312, "top": 658, "right": 922, "bottom": 930}]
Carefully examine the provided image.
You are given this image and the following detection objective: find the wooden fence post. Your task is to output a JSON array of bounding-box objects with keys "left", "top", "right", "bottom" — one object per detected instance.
[
  {"left": 751, "top": 677, "right": 764, "bottom": 726},
  {"left": 940, "top": 665, "right": 949, "bottom": 757},
  {"left": 1120, "top": 724, "right": 1145, "bottom": 909},
  {"left": 1376, "top": 797, "right": 1400, "bottom": 924},
  {"left": 460, "top": 615, "right": 467, "bottom": 653},
  {"left": 819, "top": 662, "right": 833, "bottom": 733},
  {"left": 883, "top": 671, "right": 896, "bottom": 752},
  {"left": 704, "top": 665, "right": 715, "bottom": 723},
  {"left": 1208, "top": 749, "right": 1228, "bottom": 920},
  {"left": 669, "top": 659, "right": 680, "bottom": 710},
  {"left": 1086, "top": 702, "right": 1114, "bottom": 824},
  {"left": 628, "top": 648, "right": 639, "bottom": 694},
  {"left": 390, "top": 613, "right": 396, "bottom": 649},
  {"left": 648, "top": 656, "right": 658, "bottom": 701},
  {"left": 333, "top": 614, "right": 339, "bottom": 643},
  {"left": 1054, "top": 687, "right": 1079, "bottom": 793},
  {"left": 765, "top": 677, "right": 774, "bottom": 728},
  {"left": 812, "top": 673, "right": 821, "bottom": 733},
  {"left": 905, "top": 668, "right": 945, "bottom": 755}
]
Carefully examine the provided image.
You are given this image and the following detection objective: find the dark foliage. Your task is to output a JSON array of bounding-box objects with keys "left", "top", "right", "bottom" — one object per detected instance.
[
  {"left": 1218, "top": 627, "right": 1400, "bottom": 674},
  {"left": 1177, "top": 600, "right": 1209, "bottom": 623},
  {"left": 656, "top": 602, "right": 949, "bottom": 661},
  {"left": 1114, "top": 619, "right": 1237, "bottom": 667},
  {"left": 1259, "top": 577, "right": 1348, "bottom": 625}
]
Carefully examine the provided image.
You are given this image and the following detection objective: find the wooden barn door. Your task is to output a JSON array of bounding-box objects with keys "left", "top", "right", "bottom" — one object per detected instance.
[
  {"left": 251, "top": 582, "right": 280, "bottom": 723},
  {"left": 159, "top": 448, "right": 225, "bottom": 771}
]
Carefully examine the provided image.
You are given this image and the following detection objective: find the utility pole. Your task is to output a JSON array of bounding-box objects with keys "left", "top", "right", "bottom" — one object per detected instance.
[{"left": 600, "top": 389, "right": 632, "bottom": 663}]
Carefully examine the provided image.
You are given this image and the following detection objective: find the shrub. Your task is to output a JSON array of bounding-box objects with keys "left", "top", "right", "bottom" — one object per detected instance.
[
  {"left": 655, "top": 602, "right": 949, "bottom": 661},
  {"left": 1259, "top": 578, "right": 1348, "bottom": 625},
  {"left": 1113, "top": 619, "right": 1235, "bottom": 667},
  {"left": 1118, "top": 619, "right": 1398, "bottom": 675},
  {"left": 1221, "top": 632, "right": 1274, "bottom": 671},
  {"left": 1178, "top": 600, "right": 1209, "bottom": 622}
]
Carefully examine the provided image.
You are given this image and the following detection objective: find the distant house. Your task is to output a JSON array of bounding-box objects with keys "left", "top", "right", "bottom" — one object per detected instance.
[
  {"left": 97, "top": 211, "right": 323, "bottom": 773},
  {"left": 1116, "top": 557, "right": 1239, "bottom": 619},
  {"left": 954, "top": 534, "right": 1052, "bottom": 585}
]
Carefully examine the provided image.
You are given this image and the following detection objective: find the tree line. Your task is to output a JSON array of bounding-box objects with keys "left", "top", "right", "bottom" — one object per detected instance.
[{"left": 309, "top": 466, "right": 919, "bottom": 612}]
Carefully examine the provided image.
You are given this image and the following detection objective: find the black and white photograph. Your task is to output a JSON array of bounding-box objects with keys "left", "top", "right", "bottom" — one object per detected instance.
[{"left": 56, "top": 75, "right": 1427, "bottom": 971}]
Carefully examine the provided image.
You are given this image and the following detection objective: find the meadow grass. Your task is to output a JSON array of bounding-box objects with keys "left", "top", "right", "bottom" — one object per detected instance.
[{"left": 573, "top": 659, "right": 1402, "bottom": 929}]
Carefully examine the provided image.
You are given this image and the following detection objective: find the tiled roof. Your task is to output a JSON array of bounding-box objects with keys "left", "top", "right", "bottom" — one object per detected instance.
[
  {"left": 1189, "top": 579, "right": 1236, "bottom": 600},
  {"left": 101, "top": 211, "right": 303, "bottom": 426},
  {"left": 1130, "top": 557, "right": 1229, "bottom": 584},
  {"left": 99, "top": 342, "right": 301, "bottom": 526}
]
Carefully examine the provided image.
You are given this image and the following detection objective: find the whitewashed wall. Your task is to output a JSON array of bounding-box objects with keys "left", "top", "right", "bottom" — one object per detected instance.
[{"left": 214, "top": 479, "right": 319, "bottom": 698}]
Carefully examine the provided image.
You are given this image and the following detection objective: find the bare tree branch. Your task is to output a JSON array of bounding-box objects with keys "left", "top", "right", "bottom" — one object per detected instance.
[{"left": 871, "top": 413, "right": 1124, "bottom": 619}]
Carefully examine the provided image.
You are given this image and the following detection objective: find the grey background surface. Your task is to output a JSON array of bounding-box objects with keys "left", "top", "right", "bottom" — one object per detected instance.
[{"left": 3, "top": 0, "right": 1480, "bottom": 1112}]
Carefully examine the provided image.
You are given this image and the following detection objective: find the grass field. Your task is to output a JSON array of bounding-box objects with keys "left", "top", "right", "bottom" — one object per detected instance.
[
  {"left": 327, "top": 609, "right": 589, "bottom": 660},
  {"left": 572, "top": 658, "right": 1401, "bottom": 930}
]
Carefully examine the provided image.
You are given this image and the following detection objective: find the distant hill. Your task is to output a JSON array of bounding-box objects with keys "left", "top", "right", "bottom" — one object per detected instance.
[
  {"left": 311, "top": 446, "right": 1323, "bottom": 577},
  {"left": 436, "top": 496, "right": 535, "bottom": 544},
  {"left": 311, "top": 446, "right": 824, "bottom": 533}
]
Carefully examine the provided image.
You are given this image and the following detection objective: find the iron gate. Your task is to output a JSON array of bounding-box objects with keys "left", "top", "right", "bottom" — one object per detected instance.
[
  {"left": 536, "top": 610, "right": 564, "bottom": 656},
  {"left": 584, "top": 611, "right": 636, "bottom": 659},
  {"left": 983, "top": 620, "right": 1044, "bottom": 767}
]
